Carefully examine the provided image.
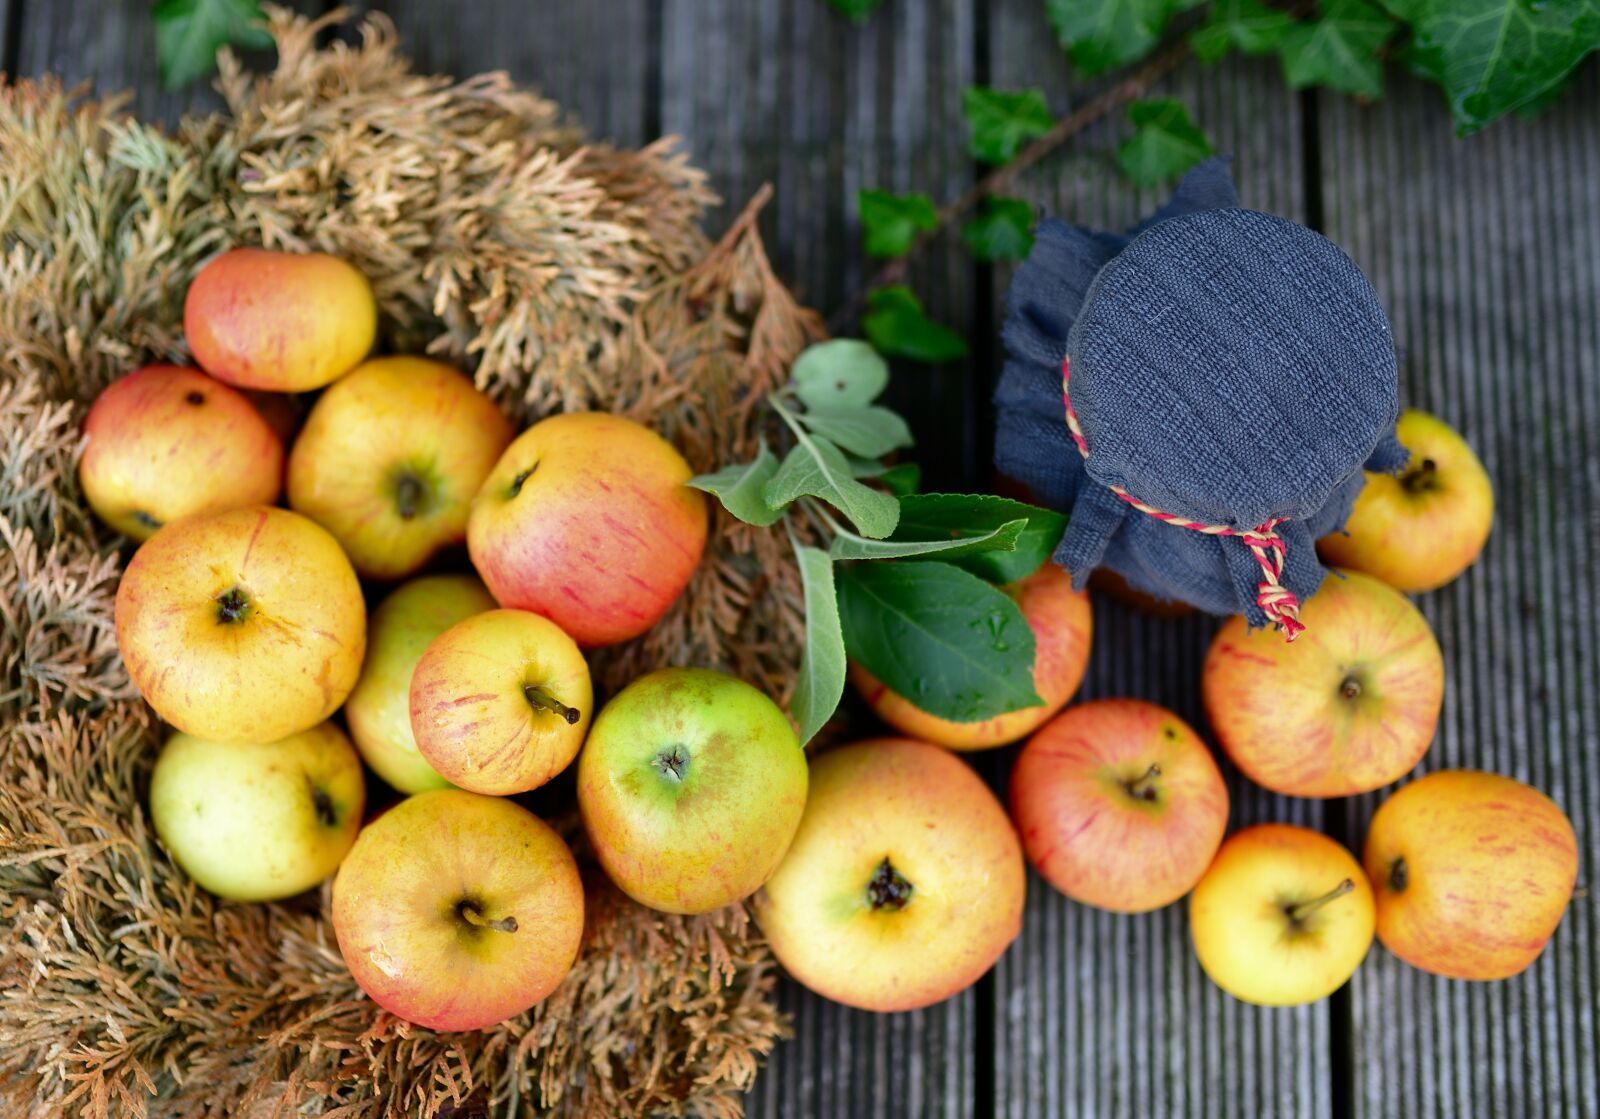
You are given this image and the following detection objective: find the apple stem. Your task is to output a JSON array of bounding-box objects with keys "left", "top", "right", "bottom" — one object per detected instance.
[
  {"left": 524, "top": 685, "right": 581, "bottom": 725},
  {"left": 1401, "top": 457, "right": 1438, "bottom": 494},
  {"left": 1388, "top": 856, "right": 1408, "bottom": 893},
  {"left": 1286, "top": 879, "right": 1355, "bottom": 924},
  {"left": 458, "top": 903, "right": 518, "bottom": 934},
  {"left": 1125, "top": 764, "right": 1162, "bottom": 802}
]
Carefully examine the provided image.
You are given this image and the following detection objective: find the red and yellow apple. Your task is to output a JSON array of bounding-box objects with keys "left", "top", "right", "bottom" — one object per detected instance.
[
  {"left": 184, "top": 248, "right": 377, "bottom": 392},
  {"left": 79, "top": 365, "right": 283, "bottom": 540},
  {"left": 1319, "top": 410, "right": 1493, "bottom": 593},
  {"left": 467, "top": 412, "right": 708, "bottom": 647},
  {"left": 1009, "top": 699, "right": 1228, "bottom": 912},
  {"left": 577, "top": 667, "right": 806, "bottom": 914},
  {"left": 852, "top": 562, "right": 1092, "bottom": 750},
  {"left": 1202, "top": 569, "right": 1443, "bottom": 797},
  {"left": 755, "top": 738, "right": 1025, "bottom": 1012},
  {"left": 1364, "top": 769, "right": 1577, "bottom": 980},
  {"left": 149, "top": 721, "right": 365, "bottom": 901},
  {"left": 287, "top": 357, "right": 514, "bottom": 580},
  {"left": 1190, "top": 824, "right": 1374, "bottom": 1006},
  {"left": 332, "top": 789, "right": 584, "bottom": 1032},
  {"left": 345, "top": 574, "right": 497, "bottom": 794},
  {"left": 114, "top": 506, "right": 366, "bottom": 743},
  {"left": 409, "top": 608, "right": 592, "bottom": 795}
]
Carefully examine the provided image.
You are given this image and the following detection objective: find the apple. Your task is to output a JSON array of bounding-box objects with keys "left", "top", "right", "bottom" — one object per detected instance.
[
  {"left": 287, "top": 357, "right": 514, "bottom": 580},
  {"left": 577, "top": 667, "right": 806, "bottom": 915},
  {"left": 754, "top": 738, "right": 1025, "bottom": 1012},
  {"left": 408, "top": 608, "right": 592, "bottom": 795},
  {"left": 467, "top": 412, "right": 708, "bottom": 647},
  {"left": 115, "top": 506, "right": 366, "bottom": 743},
  {"left": 1190, "top": 823, "right": 1374, "bottom": 1006},
  {"left": 345, "top": 575, "right": 497, "bottom": 794},
  {"left": 1319, "top": 409, "right": 1493, "bottom": 593},
  {"left": 149, "top": 722, "right": 364, "bottom": 901},
  {"left": 1009, "top": 698, "right": 1229, "bottom": 912},
  {"left": 78, "top": 365, "right": 283, "bottom": 541},
  {"left": 184, "top": 248, "right": 377, "bottom": 392},
  {"left": 332, "top": 789, "right": 584, "bottom": 1031},
  {"left": 1202, "top": 569, "right": 1443, "bottom": 797},
  {"left": 1363, "top": 769, "right": 1577, "bottom": 980},
  {"left": 852, "top": 562, "right": 1093, "bottom": 750}
]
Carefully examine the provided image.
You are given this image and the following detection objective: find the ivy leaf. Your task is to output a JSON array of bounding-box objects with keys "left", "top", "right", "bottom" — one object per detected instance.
[
  {"left": 837, "top": 562, "right": 1043, "bottom": 722},
  {"left": 687, "top": 441, "right": 784, "bottom": 527},
  {"left": 862, "top": 287, "right": 969, "bottom": 363},
  {"left": 1277, "top": 0, "right": 1398, "bottom": 99},
  {"left": 154, "top": 0, "right": 274, "bottom": 90},
  {"left": 827, "top": 0, "right": 886, "bottom": 21},
  {"left": 1190, "top": 0, "right": 1296, "bottom": 62},
  {"left": 765, "top": 399, "right": 901, "bottom": 538},
  {"left": 797, "top": 406, "right": 913, "bottom": 459},
  {"left": 1384, "top": 0, "right": 1600, "bottom": 134},
  {"left": 791, "top": 340, "right": 889, "bottom": 411},
  {"left": 962, "top": 196, "right": 1036, "bottom": 262},
  {"left": 858, "top": 190, "right": 939, "bottom": 258},
  {"left": 893, "top": 493, "right": 1068, "bottom": 584},
  {"left": 1046, "top": 0, "right": 1206, "bottom": 76},
  {"left": 1115, "top": 99, "right": 1214, "bottom": 187},
  {"left": 790, "top": 539, "right": 847, "bottom": 745},
  {"left": 830, "top": 517, "right": 1027, "bottom": 562},
  {"left": 962, "top": 87, "right": 1054, "bottom": 164}
]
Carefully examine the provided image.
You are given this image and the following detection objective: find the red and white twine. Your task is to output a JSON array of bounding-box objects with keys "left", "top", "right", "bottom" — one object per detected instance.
[{"left": 1061, "top": 357, "right": 1305, "bottom": 641}]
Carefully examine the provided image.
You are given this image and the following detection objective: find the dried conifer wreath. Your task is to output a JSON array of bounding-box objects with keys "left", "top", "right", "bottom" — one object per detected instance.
[{"left": 0, "top": 9, "right": 820, "bottom": 1116}]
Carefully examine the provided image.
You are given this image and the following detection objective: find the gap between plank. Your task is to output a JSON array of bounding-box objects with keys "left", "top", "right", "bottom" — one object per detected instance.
[{"left": 2, "top": 0, "right": 25, "bottom": 79}]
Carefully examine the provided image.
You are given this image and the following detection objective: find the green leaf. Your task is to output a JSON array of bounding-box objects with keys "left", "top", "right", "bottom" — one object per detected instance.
[
  {"left": 862, "top": 286, "right": 969, "bottom": 363},
  {"left": 790, "top": 539, "right": 847, "bottom": 745},
  {"left": 830, "top": 517, "right": 1027, "bottom": 561},
  {"left": 687, "top": 441, "right": 785, "bottom": 526},
  {"left": 1277, "top": 0, "right": 1398, "bottom": 99},
  {"left": 791, "top": 339, "right": 889, "bottom": 411},
  {"left": 154, "top": 0, "right": 274, "bottom": 90},
  {"left": 1190, "top": 0, "right": 1296, "bottom": 62},
  {"left": 858, "top": 190, "right": 939, "bottom": 258},
  {"left": 961, "top": 87, "right": 1054, "bottom": 164},
  {"left": 1115, "top": 99, "right": 1214, "bottom": 187},
  {"left": 1045, "top": 0, "right": 1206, "bottom": 76},
  {"left": 892, "top": 493, "right": 1068, "bottom": 584},
  {"left": 837, "top": 562, "right": 1043, "bottom": 722},
  {"left": 877, "top": 462, "right": 922, "bottom": 497},
  {"left": 827, "top": 0, "right": 886, "bottom": 21},
  {"left": 1383, "top": 0, "right": 1600, "bottom": 134},
  {"left": 962, "top": 196, "right": 1036, "bottom": 262},
  {"left": 765, "top": 399, "right": 901, "bottom": 538},
  {"left": 797, "top": 406, "right": 913, "bottom": 459}
]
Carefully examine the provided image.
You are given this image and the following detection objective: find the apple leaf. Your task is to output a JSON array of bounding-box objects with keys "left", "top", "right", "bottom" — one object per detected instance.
[
  {"left": 962, "top": 86, "right": 1055, "bottom": 165},
  {"left": 862, "top": 286, "right": 969, "bottom": 363},
  {"left": 791, "top": 340, "right": 889, "bottom": 412},
  {"left": 154, "top": 0, "right": 274, "bottom": 90},
  {"left": 892, "top": 493, "right": 1068, "bottom": 584},
  {"left": 687, "top": 441, "right": 785, "bottom": 527},
  {"left": 1116, "top": 99, "right": 1214, "bottom": 187},
  {"left": 796, "top": 406, "right": 913, "bottom": 459},
  {"left": 1190, "top": 0, "right": 1296, "bottom": 62},
  {"left": 858, "top": 190, "right": 939, "bottom": 258},
  {"left": 1045, "top": 0, "right": 1207, "bottom": 76},
  {"left": 877, "top": 462, "right": 922, "bottom": 497},
  {"left": 1277, "top": 0, "right": 1398, "bottom": 99},
  {"left": 837, "top": 561, "right": 1043, "bottom": 722},
  {"left": 766, "top": 399, "right": 901, "bottom": 539},
  {"left": 962, "top": 196, "right": 1037, "bottom": 262},
  {"left": 790, "top": 538, "right": 847, "bottom": 745},
  {"left": 830, "top": 516, "right": 1027, "bottom": 562},
  {"left": 827, "top": 0, "right": 885, "bottom": 21}
]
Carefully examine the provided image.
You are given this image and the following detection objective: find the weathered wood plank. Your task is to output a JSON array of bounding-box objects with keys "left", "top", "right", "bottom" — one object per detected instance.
[
  {"left": 985, "top": 4, "right": 1334, "bottom": 1117},
  {"left": 1318, "top": 64, "right": 1600, "bottom": 1119}
]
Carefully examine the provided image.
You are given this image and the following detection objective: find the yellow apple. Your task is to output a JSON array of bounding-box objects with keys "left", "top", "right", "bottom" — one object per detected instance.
[
  {"left": 755, "top": 738, "right": 1025, "bottom": 1012},
  {"left": 332, "top": 789, "right": 584, "bottom": 1032},
  {"left": 852, "top": 562, "right": 1092, "bottom": 750},
  {"left": 114, "top": 506, "right": 366, "bottom": 743},
  {"left": 1319, "top": 409, "right": 1493, "bottom": 593},
  {"left": 78, "top": 365, "right": 283, "bottom": 541},
  {"left": 149, "top": 722, "right": 364, "bottom": 901},
  {"left": 287, "top": 357, "right": 514, "bottom": 580},
  {"left": 345, "top": 575, "right": 496, "bottom": 794},
  {"left": 1190, "top": 823, "right": 1374, "bottom": 1006},
  {"left": 1202, "top": 569, "right": 1442, "bottom": 797},
  {"left": 1364, "top": 770, "right": 1577, "bottom": 980},
  {"left": 408, "top": 608, "right": 592, "bottom": 795},
  {"left": 1009, "top": 699, "right": 1228, "bottom": 912}
]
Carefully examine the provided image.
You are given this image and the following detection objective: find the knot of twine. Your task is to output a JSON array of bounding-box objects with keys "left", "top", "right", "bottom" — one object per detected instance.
[{"left": 1061, "top": 356, "right": 1305, "bottom": 641}]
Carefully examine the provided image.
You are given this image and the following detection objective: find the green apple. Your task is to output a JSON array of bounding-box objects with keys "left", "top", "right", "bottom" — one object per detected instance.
[
  {"left": 344, "top": 574, "right": 496, "bottom": 793},
  {"left": 149, "top": 722, "right": 365, "bottom": 901},
  {"left": 577, "top": 667, "right": 807, "bottom": 915}
]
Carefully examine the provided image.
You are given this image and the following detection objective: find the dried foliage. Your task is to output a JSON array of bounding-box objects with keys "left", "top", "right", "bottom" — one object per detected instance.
[{"left": 0, "top": 8, "right": 820, "bottom": 1116}]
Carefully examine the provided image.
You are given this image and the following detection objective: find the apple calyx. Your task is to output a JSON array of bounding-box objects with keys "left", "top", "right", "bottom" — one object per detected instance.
[
  {"left": 457, "top": 900, "right": 519, "bottom": 934},
  {"left": 214, "top": 586, "right": 251, "bottom": 625},
  {"left": 507, "top": 463, "right": 538, "bottom": 499},
  {"left": 652, "top": 744, "right": 691, "bottom": 783},
  {"left": 1339, "top": 673, "right": 1364, "bottom": 701},
  {"left": 1400, "top": 457, "right": 1439, "bottom": 495},
  {"left": 523, "top": 684, "right": 582, "bottom": 725},
  {"left": 1284, "top": 878, "right": 1355, "bottom": 927},
  {"left": 1388, "top": 856, "right": 1408, "bottom": 893},
  {"left": 393, "top": 472, "right": 430, "bottom": 521},
  {"left": 133, "top": 510, "right": 163, "bottom": 531},
  {"left": 866, "top": 857, "right": 913, "bottom": 912},
  {"left": 1123, "top": 763, "right": 1162, "bottom": 803},
  {"left": 311, "top": 786, "right": 338, "bottom": 828},
  {"left": 185, "top": 390, "right": 205, "bottom": 406}
]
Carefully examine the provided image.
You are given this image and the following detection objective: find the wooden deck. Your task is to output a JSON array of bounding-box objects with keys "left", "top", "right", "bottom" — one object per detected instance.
[{"left": 5, "top": 2, "right": 1597, "bottom": 1116}]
